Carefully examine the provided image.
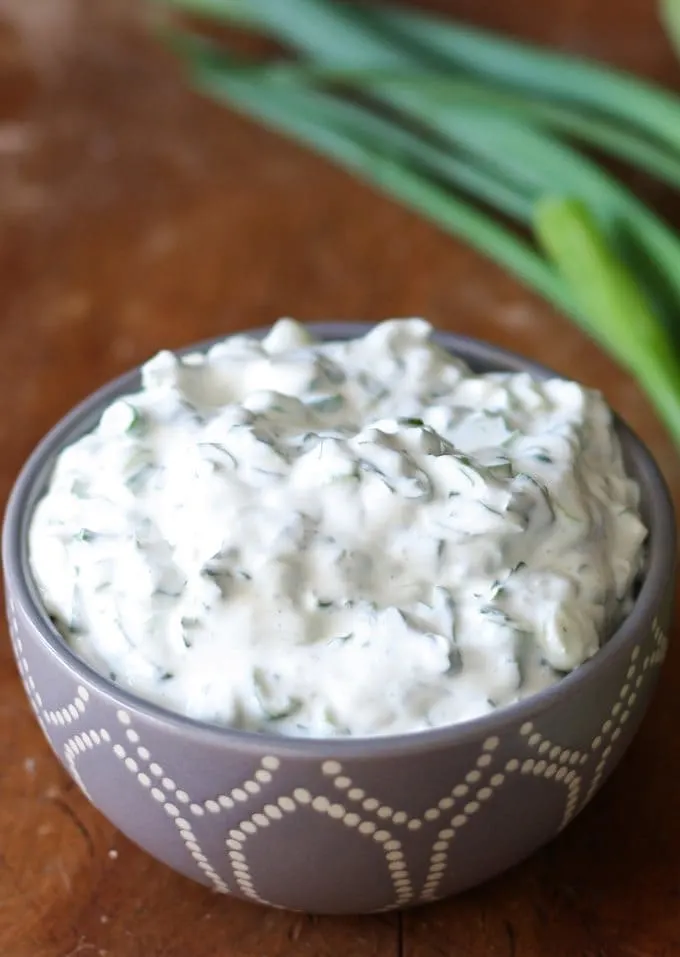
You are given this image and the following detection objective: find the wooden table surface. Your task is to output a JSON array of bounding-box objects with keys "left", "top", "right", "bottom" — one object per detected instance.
[{"left": 1, "top": 1, "right": 680, "bottom": 955}]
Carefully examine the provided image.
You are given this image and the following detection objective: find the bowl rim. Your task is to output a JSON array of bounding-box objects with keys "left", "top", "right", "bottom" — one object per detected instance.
[{"left": 2, "top": 321, "right": 676, "bottom": 759}]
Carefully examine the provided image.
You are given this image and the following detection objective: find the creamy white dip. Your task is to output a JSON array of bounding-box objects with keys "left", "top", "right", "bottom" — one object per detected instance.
[{"left": 29, "top": 319, "right": 647, "bottom": 737}]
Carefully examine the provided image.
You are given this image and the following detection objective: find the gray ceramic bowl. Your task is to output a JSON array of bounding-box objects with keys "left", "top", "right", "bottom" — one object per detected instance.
[{"left": 3, "top": 324, "right": 676, "bottom": 915}]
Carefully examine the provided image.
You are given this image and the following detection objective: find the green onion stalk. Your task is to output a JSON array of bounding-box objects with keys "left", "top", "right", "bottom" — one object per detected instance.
[{"left": 160, "top": 0, "right": 680, "bottom": 448}]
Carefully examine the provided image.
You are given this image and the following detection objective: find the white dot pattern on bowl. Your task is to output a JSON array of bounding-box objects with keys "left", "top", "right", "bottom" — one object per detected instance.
[
  {"left": 582, "top": 635, "right": 664, "bottom": 807},
  {"left": 5, "top": 595, "right": 668, "bottom": 911}
]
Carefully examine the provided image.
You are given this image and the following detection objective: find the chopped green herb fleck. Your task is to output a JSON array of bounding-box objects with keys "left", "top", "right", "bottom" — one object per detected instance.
[
  {"left": 480, "top": 502, "right": 503, "bottom": 516},
  {"left": 198, "top": 442, "right": 238, "bottom": 470},
  {"left": 309, "top": 394, "right": 344, "bottom": 414},
  {"left": 316, "top": 356, "right": 346, "bottom": 385},
  {"left": 447, "top": 646, "right": 463, "bottom": 674},
  {"left": 264, "top": 699, "right": 304, "bottom": 722},
  {"left": 327, "top": 632, "right": 354, "bottom": 645},
  {"left": 125, "top": 464, "right": 155, "bottom": 492}
]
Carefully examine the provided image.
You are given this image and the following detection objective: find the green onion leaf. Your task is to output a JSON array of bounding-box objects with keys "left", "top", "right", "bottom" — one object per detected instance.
[
  {"left": 660, "top": 0, "right": 680, "bottom": 63},
  {"left": 535, "top": 197, "right": 680, "bottom": 445}
]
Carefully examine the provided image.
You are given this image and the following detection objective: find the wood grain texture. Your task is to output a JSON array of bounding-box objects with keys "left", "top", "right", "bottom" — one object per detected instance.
[{"left": 0, "top": 1, "right": 679, "bottom": 955}]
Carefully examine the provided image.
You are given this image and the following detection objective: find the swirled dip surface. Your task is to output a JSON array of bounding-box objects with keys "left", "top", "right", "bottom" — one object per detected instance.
[{"left": 29, "top": 319, "right": 647, "bottom": 736}]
